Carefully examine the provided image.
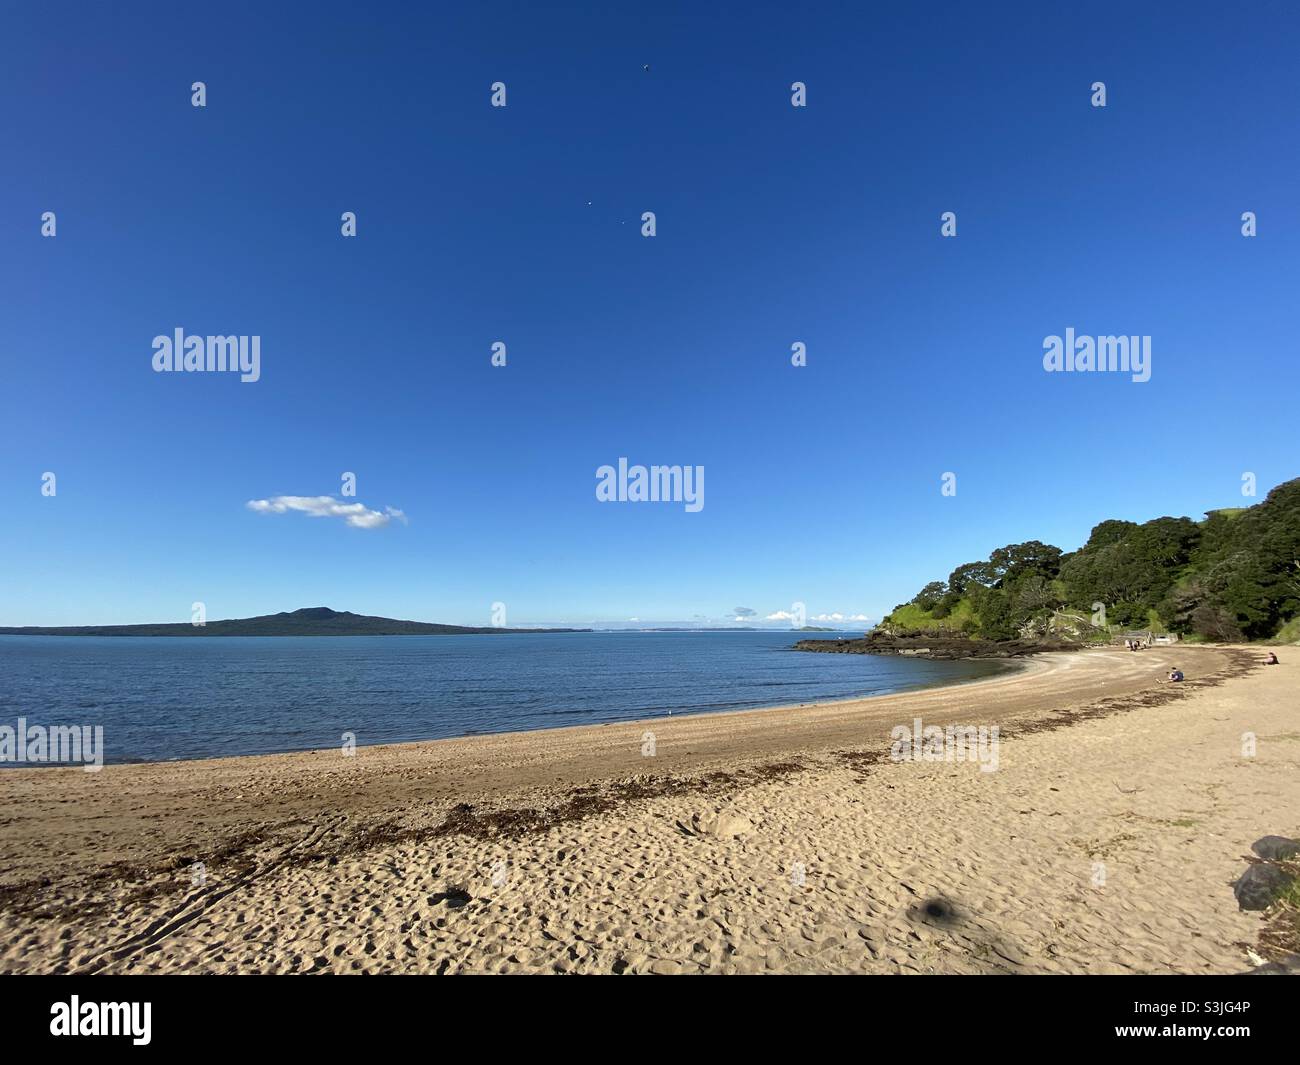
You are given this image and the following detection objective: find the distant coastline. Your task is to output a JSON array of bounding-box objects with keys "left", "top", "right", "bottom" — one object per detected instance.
[
  {"left": 794, "top": 632, "right": 1077, "bottom": 660},
  {"left": 0, "top": 606, "right": 589, "bottom": 638}
]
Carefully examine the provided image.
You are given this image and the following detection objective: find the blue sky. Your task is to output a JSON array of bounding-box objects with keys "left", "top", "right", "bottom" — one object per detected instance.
[{"left": 2, "top": 1, "right": 1297, "bottom": 628}]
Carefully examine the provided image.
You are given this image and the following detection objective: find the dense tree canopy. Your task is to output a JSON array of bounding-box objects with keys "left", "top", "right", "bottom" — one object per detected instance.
[{"left": 886, "top": 478, "right": 1300, "bottom": 641}]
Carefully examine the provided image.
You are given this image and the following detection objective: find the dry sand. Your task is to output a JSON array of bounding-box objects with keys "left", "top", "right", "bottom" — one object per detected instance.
[{"left": 0, "top": 644, "right": 1294, "bottom": 974}]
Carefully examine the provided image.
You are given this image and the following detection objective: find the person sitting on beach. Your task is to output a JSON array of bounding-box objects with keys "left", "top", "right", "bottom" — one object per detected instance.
[
  {"left": 1167, "top": 667, "right": 1184, "bottom": 682},
  {"left": 1264, "top": 652, "right": 1279, "bottom": 665}
]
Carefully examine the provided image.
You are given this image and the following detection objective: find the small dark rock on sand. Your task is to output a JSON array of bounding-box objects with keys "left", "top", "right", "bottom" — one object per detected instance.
[
  {"left": 1251, "top": 835, "right": 1300, "bottom": 861},
  {"left": 1234, "top": 863, "right": 1295, "bottom": 911}
]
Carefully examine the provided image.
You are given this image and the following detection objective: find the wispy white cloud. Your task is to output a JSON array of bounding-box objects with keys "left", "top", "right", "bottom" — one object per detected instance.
[
  {"left": 811, "top": 612, "right": 871, "bottom": 622},
  {"left": 246, "top": 495, "right": 408, "bottom": 530}
]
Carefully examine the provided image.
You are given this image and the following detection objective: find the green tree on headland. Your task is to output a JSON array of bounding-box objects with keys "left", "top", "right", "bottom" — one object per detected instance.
[{"left": 882, "top": 478, "right": 1300, "bottom": 643}]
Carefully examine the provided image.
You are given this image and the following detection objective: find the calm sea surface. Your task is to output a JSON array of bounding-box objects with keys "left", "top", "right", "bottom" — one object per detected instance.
[{"left": 0, "top": 631, "right": 1007, "bottom": 764}]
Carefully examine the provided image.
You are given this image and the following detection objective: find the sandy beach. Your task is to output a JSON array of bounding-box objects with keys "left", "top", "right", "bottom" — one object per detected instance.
[{"left": 0, "top": 643, "right": 1293, "bottom": 974}]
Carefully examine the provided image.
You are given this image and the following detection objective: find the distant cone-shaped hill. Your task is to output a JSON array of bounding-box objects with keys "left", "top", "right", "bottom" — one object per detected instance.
[{"left": 0, "top": 607, "right": 588, "bottom": 637}]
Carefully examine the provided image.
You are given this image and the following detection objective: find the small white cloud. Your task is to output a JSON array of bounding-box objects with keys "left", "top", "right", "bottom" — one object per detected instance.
[
  {"left": 246, "top": 495, "right": 407, "bottom": 530},
  {"left": 811, "top": 612, "right": 871, "bottom": 622},
  {"left": 765, "top": 610, "right": 798, "bottom": 621}
]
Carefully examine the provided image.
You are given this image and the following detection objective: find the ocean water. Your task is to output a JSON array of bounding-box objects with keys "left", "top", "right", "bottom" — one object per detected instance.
[{"left": 0, "top": 631, "right": 1007, "bottom": 765}]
